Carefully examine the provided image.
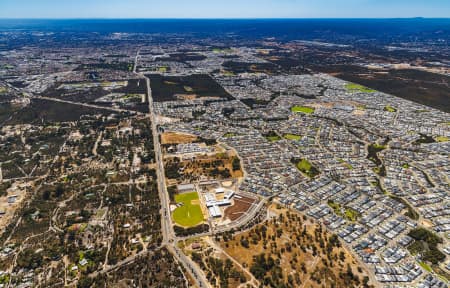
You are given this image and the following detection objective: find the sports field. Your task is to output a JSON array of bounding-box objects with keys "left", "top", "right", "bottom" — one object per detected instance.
[
  {"left": 172, "top": 192, "right": 204, "bottom": 227},
  {"left": 291, "top": 106, "right": 315, "bottom": 114}
]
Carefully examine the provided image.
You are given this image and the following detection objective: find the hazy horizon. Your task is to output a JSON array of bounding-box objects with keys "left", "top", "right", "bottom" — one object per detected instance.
[
  {"left": 1, "top": 0, "right": 449, "bottom": 19},
  {"left": 0, "top": 17, "right": 449, "bottom": 20}
]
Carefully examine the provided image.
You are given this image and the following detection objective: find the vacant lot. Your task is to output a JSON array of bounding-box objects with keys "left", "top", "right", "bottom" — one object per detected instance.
[
  {"left": 222, "top": 61, "right": 280, "bottom": 75},
  {"left": 159, "top": 52, "right": 207, "bottom": 62},
  {"left": 148, "top": 74, "right": 233, "bottom": 102},
  {"left": 161, "top": 132, "right": 198, "bottom": 145},
  {"left": 182, "top": 237, "right": 250, "bottom": 287},
  {"left": 166, "top": 151, "right": 243, "bottom": 181},
  {"left": 220, "top": 206, "right": 374, "bottom": 288},
  {"left": 173, "top": 192, "right": 204, "bottom": 227},
  {"left": 316, "top": 65, "right": 450, "bottom": 113},
  {"left": 224, "top": 195, "right": 256, "bottom": 221},
  {"left": 0, "top": 103, "right": 20, "bottom": 124},
  {"left": 6, "top": 99, "right": 113, "bottom": 125},
  {"left": 41, "top": 79, "right": 148, "bottom": 113}
]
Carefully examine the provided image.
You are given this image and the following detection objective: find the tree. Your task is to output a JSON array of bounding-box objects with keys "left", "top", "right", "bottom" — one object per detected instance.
[
  {"left": 55, "top": 185, "right": 64, "bottom": 198},
  {"left": 232, "top": 156, "right": 241, "bottom": 171},
  {"left": 42, "top": 190, "right": 51, "bottom": 200},
  {"left": 240, "top": 237, "right": 250, "bottom": 248},
  {"left": 77, "top": 276, "right": 94, "bottom": 288}
]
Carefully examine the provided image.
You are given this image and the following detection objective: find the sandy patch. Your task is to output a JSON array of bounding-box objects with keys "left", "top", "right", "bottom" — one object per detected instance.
[{"left": 161, "top": 132, "right": 198, "bottom": 145}]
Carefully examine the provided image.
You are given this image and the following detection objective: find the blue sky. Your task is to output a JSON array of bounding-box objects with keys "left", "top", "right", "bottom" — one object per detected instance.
[{"left": 0, "top": 0, "right": 448, "bottom": 18}]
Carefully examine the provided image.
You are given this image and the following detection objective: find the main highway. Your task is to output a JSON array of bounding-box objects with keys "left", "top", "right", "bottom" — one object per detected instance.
[
  {"left": 136, "top": 50, "right": 267, "bottom": 287},
  {"left": 142, "top": 63, "right": 211, "bottom": 287}
]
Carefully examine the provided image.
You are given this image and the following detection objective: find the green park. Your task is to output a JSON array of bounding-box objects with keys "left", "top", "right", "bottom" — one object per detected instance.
[
  {"left": 291, "top": 105, "right": 315, "bottom": 114},
  {"left": 284, "top": 134, "right": 302, "bottom": 141},
  {"left": 345, "top": 83, "right": 376, "bottom": 93}
]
